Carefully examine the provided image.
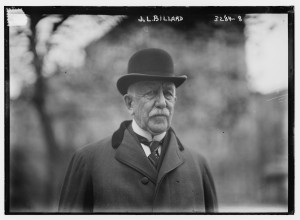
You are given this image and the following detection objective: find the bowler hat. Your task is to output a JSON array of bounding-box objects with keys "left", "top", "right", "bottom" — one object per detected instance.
[{"left": 117, "top": 48, "right": 187, "bottom": 95}]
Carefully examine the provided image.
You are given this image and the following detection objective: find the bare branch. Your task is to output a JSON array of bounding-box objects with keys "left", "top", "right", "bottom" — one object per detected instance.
[{"left": 52, "top": 15, "right": 70, "bottom": 33}]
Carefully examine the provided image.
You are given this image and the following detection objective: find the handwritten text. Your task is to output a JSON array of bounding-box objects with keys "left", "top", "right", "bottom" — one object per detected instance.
[
  {"left": 138, "top": 15, "right": 183, "bottom": 23},
  {"left": 214, "top": 15, "right": 243, "bottom": 22}
]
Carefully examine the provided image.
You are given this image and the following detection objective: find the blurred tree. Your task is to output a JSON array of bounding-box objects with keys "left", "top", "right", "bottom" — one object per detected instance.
[
  {"left": 10, "top": 13, "right": 69, "bottom": 208},
  {"left": 9, "top": 12, "right": 124, "bottom": 210},
  {"left": 28, "top": 14, "right": 63, "bottom": 206}
]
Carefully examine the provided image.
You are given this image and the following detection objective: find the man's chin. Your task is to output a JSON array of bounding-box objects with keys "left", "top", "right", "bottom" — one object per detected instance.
[{"left": 148, "top": 123, "right": 169, "bottom": 135}]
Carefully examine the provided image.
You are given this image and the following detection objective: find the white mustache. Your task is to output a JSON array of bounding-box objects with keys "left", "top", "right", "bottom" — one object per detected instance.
[{"left": 149, "top": 109, "right": 170, "bottom": 117}]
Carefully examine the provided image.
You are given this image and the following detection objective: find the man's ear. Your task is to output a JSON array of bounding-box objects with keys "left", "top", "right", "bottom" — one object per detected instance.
[{"left": 123, "top": 94, "right": 134, "bottom": 115}]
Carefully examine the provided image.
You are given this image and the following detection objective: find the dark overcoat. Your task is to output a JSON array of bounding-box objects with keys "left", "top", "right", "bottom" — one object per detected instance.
[{"left": 58, "top": 121, "right": 218, "bottom": 213}]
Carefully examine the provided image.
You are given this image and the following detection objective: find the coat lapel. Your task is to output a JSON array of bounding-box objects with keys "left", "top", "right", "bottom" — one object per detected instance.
[
  {"left": 115, "top": 129, "right": 157, "bottom": 183},
  {"left": 156, "top": 130, "right": 185, "bottom": 190}
]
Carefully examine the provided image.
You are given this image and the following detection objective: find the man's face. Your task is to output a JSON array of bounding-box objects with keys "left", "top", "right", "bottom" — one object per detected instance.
[{"left": 125, "top": 81, "right": 177, "bottom": 136}]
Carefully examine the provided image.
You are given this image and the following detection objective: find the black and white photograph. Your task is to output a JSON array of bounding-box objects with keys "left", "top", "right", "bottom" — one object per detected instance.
[{"left": 5, "top": 5, "right": 294, "bottom": 214}]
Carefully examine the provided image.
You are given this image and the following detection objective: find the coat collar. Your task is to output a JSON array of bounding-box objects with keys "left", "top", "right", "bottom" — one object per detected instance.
[
  {"left": 111, "top": 120, "right": 184, "bottom": 151},
  {"left": 112, "top": 120, "right": 185, "bottom": 184},
  {"left": 156, "top": 129, "right": 184, "bottom": 185},
  {"left": 111, "top": 120, "right": 132, "bottom": 150}
]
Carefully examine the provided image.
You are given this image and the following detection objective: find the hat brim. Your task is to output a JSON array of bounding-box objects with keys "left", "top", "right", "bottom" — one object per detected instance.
[{"left": 117, "top": 73, "right": 187, "bottom": 95}]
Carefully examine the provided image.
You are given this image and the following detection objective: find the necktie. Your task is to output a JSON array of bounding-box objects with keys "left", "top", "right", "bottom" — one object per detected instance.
[{"left": 136, "top": 134, "right": 162, "bottom": 168}]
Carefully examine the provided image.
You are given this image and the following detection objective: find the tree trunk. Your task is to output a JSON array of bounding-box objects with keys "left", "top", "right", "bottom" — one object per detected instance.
[{"left": 28, "top": 15, "right": 60, "bottom": 209}]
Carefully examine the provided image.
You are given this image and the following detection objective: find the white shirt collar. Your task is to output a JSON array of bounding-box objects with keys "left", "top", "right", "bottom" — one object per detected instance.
[{"left": 132, "top": 119, "right": 166, "bottom": 142}]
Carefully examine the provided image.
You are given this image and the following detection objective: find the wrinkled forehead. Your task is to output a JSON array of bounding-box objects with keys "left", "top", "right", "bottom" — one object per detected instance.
[{"left": 131, "top": 81, "right": 175, "bottom": 91}]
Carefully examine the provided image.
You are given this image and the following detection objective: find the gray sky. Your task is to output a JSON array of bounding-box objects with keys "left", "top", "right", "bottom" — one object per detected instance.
[{"left": 245, "top": 14, "right": 288, "bottom": 94}]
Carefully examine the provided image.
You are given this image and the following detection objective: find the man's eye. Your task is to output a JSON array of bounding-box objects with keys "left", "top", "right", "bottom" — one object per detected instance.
[
  {"left": 144, "top": 90, "right": 155, "bottom": 98},
  {"left": 164, "top": 91, "right": 174, "bottom": 99}
]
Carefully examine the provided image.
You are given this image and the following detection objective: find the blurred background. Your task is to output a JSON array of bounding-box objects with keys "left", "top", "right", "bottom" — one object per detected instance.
[{"left": 8, "top": 8, "right": 289, "bottom": 212}]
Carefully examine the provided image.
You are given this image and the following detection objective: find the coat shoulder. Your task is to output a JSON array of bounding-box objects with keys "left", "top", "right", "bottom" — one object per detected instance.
[
  {"left": 180, "top": 144, "right": 212, "bottom": 171},
  {"left": 170, "top": 129, "right": 208, "bottom": 166},
  {"left": 182, "top": 144, "right": 207, "bottom": 161},
  {"left": 59, "top": 136, "right": 112, "bottom": 212},
  {"left": 74, "top": 135, "right": 113, "bottom": 160}
]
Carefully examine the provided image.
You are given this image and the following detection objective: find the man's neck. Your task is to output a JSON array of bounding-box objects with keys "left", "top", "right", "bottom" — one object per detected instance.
[{"left": 132, "top": 119, "right": 166, "bottom": 142}]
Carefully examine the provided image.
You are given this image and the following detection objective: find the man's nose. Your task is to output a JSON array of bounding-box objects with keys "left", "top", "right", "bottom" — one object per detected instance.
[{"left": 155, "top": 90, "right": 167, "bottom": 108}]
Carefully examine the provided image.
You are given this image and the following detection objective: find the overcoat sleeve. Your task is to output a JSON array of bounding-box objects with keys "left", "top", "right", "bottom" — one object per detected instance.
[
  {"left": 201, "top": 158, "right": 218, "bottom": 212},
  {"left": 58, "top": 150, "right": 93, "bottom": 212}
]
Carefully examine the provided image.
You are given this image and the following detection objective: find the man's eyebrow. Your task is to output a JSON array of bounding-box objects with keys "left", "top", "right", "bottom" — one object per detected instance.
[{"left": 134, "top": 85, "right": 155, "bottom": 95}]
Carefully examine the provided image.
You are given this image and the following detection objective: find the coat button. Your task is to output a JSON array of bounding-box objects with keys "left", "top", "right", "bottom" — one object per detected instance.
[{"left": 141, "top": 177, "right": 149, "bottom": 184}]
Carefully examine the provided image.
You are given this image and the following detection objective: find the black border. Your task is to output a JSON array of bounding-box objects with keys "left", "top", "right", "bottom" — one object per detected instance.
[
  {"left": 287, "top": 10, "right": 295, "bottom": 215},
  {"left": 4, "top": 5, "right": 10, "bottom": 216},
  {"left": 4, "top": 6, "right": 295, "bottom": 215},
  {"left": 4, "top": 6, "right": 294, "bottom": 14}
]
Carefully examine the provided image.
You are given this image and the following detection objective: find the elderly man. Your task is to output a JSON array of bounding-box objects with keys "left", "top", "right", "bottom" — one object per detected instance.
[{"left": 59, "top": 48, "right": 218, "bottom": 213}]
